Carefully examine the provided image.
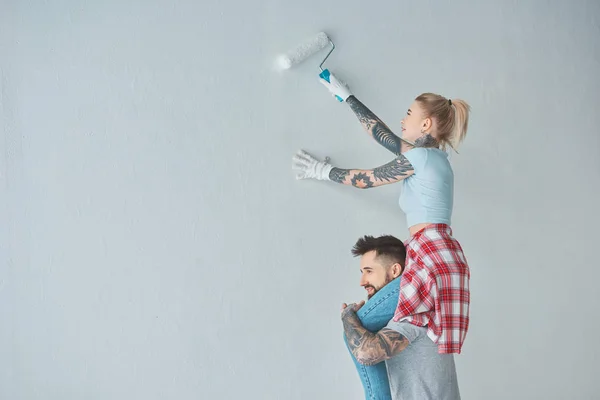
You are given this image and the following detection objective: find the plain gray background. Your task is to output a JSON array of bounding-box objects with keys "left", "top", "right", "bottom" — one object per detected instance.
[{"left": 2, "top": 0, "right": 599, "bottom": 399}]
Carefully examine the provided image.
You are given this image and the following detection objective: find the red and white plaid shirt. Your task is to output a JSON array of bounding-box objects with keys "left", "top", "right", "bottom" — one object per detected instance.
[{"left": 392, "top": 224, "right": 471, "bottom": 354}]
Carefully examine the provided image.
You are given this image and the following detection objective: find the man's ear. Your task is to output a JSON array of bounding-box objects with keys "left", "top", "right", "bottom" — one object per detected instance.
[{"left": 391, "top": 262, "right": 403, "bottom": 278}]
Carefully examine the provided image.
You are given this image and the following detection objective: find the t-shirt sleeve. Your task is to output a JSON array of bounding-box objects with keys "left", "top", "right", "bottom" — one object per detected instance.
[
  {"left": 384, "top": 320, "right": 425, "bottom": 343},
  {"left": 402, "top": 148, "right": 428, "bottom": 172}
]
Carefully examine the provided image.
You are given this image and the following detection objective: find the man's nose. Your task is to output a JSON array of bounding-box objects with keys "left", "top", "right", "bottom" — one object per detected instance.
[{"left": 359, "top": 275, "right": 368, "bottom": 286}]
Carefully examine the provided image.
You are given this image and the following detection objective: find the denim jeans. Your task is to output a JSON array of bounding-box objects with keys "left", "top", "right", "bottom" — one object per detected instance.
[{"left": 343, "top": 277, "right": 401, "bottom": 400}]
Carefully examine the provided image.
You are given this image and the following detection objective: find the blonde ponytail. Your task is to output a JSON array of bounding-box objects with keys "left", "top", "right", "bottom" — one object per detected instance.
[
  {"left": 447, "top": 99, "right": 470, "bottom": 152},
  {"left": 415, "top": 93, "right": 471, "bottom": 152}
]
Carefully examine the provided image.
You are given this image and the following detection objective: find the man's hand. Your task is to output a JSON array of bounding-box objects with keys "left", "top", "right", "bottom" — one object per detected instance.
[
  {"left": 341, "top": 301, "right": 365, "bottom": 317},
  {"left": 342, "top": 300, "right": 409, "bottom": 366}
]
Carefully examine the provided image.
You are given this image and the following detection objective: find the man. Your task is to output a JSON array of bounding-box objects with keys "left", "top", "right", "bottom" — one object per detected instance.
[
  {"left": 342, "top": 235, "right": 404, "bottom": 400},
  {"left": 342, "top": 235, "right": 461, "bottom": 400}
]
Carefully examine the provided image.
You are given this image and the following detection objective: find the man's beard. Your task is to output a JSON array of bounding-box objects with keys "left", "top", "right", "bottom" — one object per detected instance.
[
  {"left": 365, "top": 275, "right": 395, "bottom": 300},
  {"left": 365, "top": 285, "right": 377, "bottom": 300}
]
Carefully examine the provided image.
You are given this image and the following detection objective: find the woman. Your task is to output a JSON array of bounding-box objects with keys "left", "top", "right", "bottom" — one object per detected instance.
[{"left": 293, "top": 70, "right": 471, "bottom": 397}]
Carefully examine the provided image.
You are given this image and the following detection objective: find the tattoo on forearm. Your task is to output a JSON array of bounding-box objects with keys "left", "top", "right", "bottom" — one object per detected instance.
[
  {"left": 350, "top": 172, "right": 374, "bottom": 188},
  {"left": 347, "top": 96, "right": 402, "bottom": 155},
  {"left": 328, "top": 155, "right": 414, "bottom": 189},
  {"left": 342, "top": 308, "right": 409, "bottom": 366},
  {"left": 373, "top": 157, "right": 413, "bottom": 182},
  {"left": 329, "top": 168, "right": 350, "bottom": 183}
]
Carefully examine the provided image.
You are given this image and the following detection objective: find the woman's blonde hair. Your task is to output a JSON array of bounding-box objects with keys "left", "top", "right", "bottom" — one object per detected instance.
[{"left": 415, "top": 93, "right": 471, "bottom": 152}]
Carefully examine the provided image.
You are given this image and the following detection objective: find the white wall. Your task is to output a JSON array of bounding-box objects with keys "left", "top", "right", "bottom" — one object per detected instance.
[{"left": 2, "top": 0, "right": 599, "bottom": 399}]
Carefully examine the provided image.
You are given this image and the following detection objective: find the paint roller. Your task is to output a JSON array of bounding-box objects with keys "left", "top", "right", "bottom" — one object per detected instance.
[
  {"left": 276, "top": 31, "right": 334, "bottom": 71},
  {"left": 275, "top": 31, "right": 346, "bottom": 102}
]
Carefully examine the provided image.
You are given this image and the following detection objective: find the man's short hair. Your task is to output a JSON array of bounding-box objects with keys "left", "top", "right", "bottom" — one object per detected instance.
[{"left": 351, "top": 235, "right": 407, "bottom": 268}]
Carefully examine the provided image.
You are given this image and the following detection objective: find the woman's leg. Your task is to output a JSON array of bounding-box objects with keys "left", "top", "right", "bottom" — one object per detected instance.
[{"left": 343, "top": 276, "right": 400, "bottom": 400}]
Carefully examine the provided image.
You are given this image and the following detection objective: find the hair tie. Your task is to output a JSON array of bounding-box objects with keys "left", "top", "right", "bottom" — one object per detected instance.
[{"left": 448, "top": 99, "right": 452, "bottom": 106}]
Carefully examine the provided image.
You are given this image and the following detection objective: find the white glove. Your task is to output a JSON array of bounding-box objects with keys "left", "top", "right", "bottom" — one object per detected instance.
[
  {"left": 319, "top": 69, "right": 352, "bottom": 102},
  {"left": 292, "top": 149, "right": 333, "bottom": 180}
]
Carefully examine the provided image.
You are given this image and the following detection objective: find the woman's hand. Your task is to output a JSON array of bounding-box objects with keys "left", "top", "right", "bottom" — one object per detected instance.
[
  {"left": 292, "top": 149, "right": 333, "bottom": 180},
  {"left": 319, "top": 69, "right": 353, "bottom": 102}
]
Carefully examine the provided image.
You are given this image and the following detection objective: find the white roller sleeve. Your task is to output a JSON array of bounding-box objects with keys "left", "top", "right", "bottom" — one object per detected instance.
[{"left": 277, "top": 32, "right": 330, "bottom": 70}]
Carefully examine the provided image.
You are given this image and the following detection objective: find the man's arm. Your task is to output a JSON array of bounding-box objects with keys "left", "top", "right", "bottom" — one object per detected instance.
[{"left": 342, "top": 305, "right": 409, "bottom": 366}]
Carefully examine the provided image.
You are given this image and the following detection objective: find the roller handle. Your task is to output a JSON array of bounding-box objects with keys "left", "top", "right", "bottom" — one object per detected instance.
[{"left": 319, "top": 69, "right": 344, "bottom": 102}]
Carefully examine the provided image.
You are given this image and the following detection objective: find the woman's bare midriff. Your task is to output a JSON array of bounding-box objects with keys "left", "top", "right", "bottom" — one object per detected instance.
[{"left": 409, "top": 223, "right": 433, "bottom": 237}]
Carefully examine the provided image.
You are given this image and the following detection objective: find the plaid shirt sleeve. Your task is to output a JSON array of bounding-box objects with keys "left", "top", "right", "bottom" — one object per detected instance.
[
  {"left": 433, "top": 255, "right": 470, "bottom": 353},
  {"left": 392, "top": 259, "right": 436, "bottom": 321}
]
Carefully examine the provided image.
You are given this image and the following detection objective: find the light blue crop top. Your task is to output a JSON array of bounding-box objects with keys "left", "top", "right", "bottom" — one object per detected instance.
[{"left": 399, "top": 147, "right": 454, "bottom": 228}]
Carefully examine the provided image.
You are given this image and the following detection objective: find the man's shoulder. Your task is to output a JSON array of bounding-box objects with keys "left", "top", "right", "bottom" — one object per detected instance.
[{"left": 385, "top": 319, "right": 428, "bottom": 343}]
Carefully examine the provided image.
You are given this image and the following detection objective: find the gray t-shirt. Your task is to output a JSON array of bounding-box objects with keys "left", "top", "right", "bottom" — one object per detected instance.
[{"left": 384, "top": 320, "right": 461, "bottom": 400}]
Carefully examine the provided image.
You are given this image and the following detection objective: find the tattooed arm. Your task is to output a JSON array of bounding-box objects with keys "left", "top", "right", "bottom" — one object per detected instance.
[
  {"left": 346, "top": 96, "right": 414, "bottom": 155},
  {"left": 342, "top": 305, "right": 409, "bottom": 366},
  {"left": 328, "top": 154, "right": 414, "bottom": 189}
]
